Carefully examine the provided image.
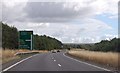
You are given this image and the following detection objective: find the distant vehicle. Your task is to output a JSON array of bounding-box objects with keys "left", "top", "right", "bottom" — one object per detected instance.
[
  {"left": 51, "top": 50, "right": 57, "bottom": 53},
  {"left": 57, "top": 50, "right": 60, "bottom": 52}
]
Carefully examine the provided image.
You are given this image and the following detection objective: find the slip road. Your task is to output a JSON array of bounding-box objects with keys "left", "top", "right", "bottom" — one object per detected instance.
[{"left": 2, "top": 52, "right": 111, "bottom": 71}]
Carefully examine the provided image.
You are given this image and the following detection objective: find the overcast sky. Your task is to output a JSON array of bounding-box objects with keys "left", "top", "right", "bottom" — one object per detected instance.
[{"left": 1, "top": 0, "right": 119, "bottom": 43}]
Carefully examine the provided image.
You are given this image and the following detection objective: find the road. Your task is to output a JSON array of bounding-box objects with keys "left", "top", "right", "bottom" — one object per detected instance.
[{"left": 3, "top": 51, "right": 111, "bottom": 71}]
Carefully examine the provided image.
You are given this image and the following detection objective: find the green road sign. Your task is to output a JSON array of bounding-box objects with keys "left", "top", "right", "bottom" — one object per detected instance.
[{"left": 19, "top": 31, "right": 33, "bottom": 50}]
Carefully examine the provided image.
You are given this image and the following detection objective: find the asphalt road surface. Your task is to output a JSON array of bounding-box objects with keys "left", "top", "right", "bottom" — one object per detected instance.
[{"left": 3, "top": 51, "right": 111, "bottom": 71}]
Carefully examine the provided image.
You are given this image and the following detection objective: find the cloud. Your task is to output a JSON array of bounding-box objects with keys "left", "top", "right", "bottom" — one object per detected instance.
[
  {"left": 22, "top": 0, "right": 118, "bottom": 22},
  {"left": 100, "top": 34, "right": 118, "bottom": 40},
  {"left": 2, "top": 17, "right": 115, "bottom": 43},
  {"left": 27, "top": 23, "right": 50, "bottom": 28},
  {"left": 2, "top": 19, "right": 116, "bottom": 43},
  {"left": 2, "top": 2, "right": 26, "bottom": 22},
  {"left": 2, "top": 0, "right": 118, "bottom": 23},
  {"left": 27, "top": 19, "right": 113, "bottom": 43},
  {"left": 1, "top": 0, "right": 118, "bottom": 43},
  {"left": 23, "top": 2, "right": 95, "bottom": 22}
]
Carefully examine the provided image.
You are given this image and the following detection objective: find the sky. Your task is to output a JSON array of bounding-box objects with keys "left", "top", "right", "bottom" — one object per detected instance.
[{"left": 1, "top": 0, "right": 119, "bottom": 43}]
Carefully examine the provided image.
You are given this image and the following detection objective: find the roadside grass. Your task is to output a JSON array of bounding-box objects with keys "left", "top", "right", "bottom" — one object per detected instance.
[
  {"left": 1, "top": 49, "right": 48, "bottom": 64},
  {"left": 0, "top": 49, "right": 2, "bottom": 65},
  {"left": 68, "top": 49, "right": 119, "bottom": 68}
]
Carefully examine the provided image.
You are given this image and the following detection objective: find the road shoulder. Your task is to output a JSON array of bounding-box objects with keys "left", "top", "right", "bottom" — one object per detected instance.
[
  {"left": 2, "top": 53, "right": 39, "bottom": 71},
  {"left": 65, "top": 52, "right": 119, "bottom": 72}
]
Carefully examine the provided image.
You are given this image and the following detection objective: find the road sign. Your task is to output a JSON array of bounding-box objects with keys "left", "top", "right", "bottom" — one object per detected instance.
[{"left": 19, "top": 31, "right": 33, "bottom": 50}]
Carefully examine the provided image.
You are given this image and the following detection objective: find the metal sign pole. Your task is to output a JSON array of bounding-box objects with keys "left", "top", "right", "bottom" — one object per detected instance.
[{"left": 31, "top": 34, "right": 32, "bottom": 50}]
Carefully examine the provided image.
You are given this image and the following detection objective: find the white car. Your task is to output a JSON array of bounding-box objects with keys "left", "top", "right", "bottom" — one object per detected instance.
[{"left": 51, "top": 50, "right": 57, "bottom": 53}]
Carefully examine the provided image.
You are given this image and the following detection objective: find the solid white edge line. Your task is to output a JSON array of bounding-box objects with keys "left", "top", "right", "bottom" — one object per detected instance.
[
  {"left": 63, "top": 53, "right": 111, "bottom": 71},
  {"left": 1, "top": 54, "right": 38, "bottom": 72}
]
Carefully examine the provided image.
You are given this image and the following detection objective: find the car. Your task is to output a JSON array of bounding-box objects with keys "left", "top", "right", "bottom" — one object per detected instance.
[
  {"left": 51, "top": 50, "right": 57, "bottom": 53},
  {"left": 57, "top": 50, "right": 60, "bottom": 52}
]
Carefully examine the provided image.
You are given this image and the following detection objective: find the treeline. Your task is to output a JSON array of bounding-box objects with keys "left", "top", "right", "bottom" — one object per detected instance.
[
  {"left": 63, "top": 44, "right": 82, "bottom": 50},
  {"left": 91, "top": 38, "right": 120, "bottom": 52},
  {"left": 2, "top": 22, "right": 119, "bottom": 52},
  {"left": 2, "top": 22, "right": 19, "bottom": 49},
  {"left": 34, "top": 35, "right": 62, "bottom": 50},
  {"left": 1, "top": 22, "right": 62, "bottom": 50},
  {"left": 64, "top": 38, "right": 120, "bottom": 52}
]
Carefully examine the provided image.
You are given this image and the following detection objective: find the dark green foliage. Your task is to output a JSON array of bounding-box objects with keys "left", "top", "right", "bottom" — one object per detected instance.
[
  {"left": 2, "top": 22, "right": 18, "bottom": 49},
  {"left": 2, "top": 22, "right": 62, "bottom": 50},
  {"left": 63, "top": 43, "right": 94, "bottom": 50},
  {"left": 79, "top": 44, "right": 94, "bottom": 50},
  {"left": 2, "top": 22, "right": 119, "bottom": 52},
  {"left": 33, "top": 35, "right": 63, "bottom": 50},
  {"left": 64, "top": 38, "right": 120, "bottom": 52},
  {"left": 63, "top": 44, "right": 78, "bottom": 50},
  {"left": 118, "top": 38, "right": 120, "bottom": 52},
  {"left": 92, "top": 38, "right": 119, "bottom": 52}
]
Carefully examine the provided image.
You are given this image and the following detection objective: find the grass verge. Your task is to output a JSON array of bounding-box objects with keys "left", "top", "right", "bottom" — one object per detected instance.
[
  {"left": 68, "top": 49, "right": 119, "bottom": 68},
  {"left": 1, "top": 49, "right": 48, "bottom": 64}
]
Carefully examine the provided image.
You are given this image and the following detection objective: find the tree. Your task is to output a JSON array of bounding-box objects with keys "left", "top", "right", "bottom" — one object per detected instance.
[
  {"left": 2, "top": 22, "right": 18, "bottom": 49},
  {"left": 33, "top": 35, "right": 63, "bottom": 50},
  {"left": 91, "top": 38, "right": 120, "bottom": 52}
]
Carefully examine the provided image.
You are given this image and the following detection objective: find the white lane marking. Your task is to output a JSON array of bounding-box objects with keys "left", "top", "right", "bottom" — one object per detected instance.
[
  {"left": 2, "top": 54, "right": 38, "bottom": 72},
  {"left": 58, "top": 64, "right": 61, "bottom": 67},
  {"left": 63, "top": 53, "right": 111, "bottom": 71},
  {"left": 54, "top": 60, "right": 56, "bottom": 62}
]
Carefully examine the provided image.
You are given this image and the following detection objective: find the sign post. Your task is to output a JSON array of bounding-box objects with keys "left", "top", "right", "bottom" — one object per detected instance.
[{"left": 19, "top": 31, "right": 33, "bottom": 50}]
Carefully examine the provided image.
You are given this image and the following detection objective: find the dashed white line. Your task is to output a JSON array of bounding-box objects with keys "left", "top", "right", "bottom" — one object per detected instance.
[
  {"left": 63, "top": 53, "right": 111, "bottom": 71},
  {"left": 58, "top": 64, "right": 61, "bottom": 67},
  {"left": 2, "top": 54, "right": 38, "bottom": 72},
  {"left": 54, "top": 60, "right": 56, "bottom": 62}
]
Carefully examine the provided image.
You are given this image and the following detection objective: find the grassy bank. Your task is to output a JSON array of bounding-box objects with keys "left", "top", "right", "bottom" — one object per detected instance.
[
  {"left": 0, "top": 49, "right": 2, "bottom": 65},
  {"left": 68, "top": 49, "right": 119, "bottom": 68},
  {"left": 1, "top": 49, "right": 48, "bottom": 64}
]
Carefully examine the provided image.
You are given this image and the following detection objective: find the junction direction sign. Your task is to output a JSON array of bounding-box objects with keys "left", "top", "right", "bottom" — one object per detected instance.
[{"left": 19, "top": 31, "right": 33, "bottom": 50}]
